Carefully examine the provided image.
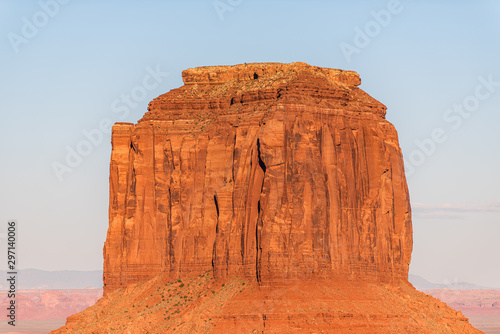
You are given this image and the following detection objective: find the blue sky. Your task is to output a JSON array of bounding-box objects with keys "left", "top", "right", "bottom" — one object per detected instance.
[{"left": 1, "top": 0, "right": 499, "bottom": 288}]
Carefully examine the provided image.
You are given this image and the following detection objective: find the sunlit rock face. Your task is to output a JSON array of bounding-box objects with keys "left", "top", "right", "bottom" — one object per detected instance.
[
  {"left": 103, "top": 62, "right": 412, "bottom": 295},
  {"left": 51, "top": 63, "right": 484, "bottom": 334}
]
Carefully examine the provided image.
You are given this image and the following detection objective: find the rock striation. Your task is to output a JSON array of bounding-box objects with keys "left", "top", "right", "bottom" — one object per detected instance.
[
  {"left": 103, "top": 62, "right": 412, "bottom": 295},
  {"left": 53, "top": 62, "right": 482, "bottom": 333}
]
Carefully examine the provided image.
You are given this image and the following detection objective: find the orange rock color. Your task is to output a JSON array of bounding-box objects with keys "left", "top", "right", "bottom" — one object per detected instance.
[
  {"left": 52, "top": 272, "right": 481, "bottom": 333},
  {"left": 104, "top": 62, "right": 411, "bottom": 292},
  {"left": 52, "top": 62, "right": 483, "bottom": 333}
]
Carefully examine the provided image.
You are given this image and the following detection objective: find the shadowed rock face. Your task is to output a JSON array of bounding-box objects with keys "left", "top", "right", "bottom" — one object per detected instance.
[{"left": 103, "top": 62, "right": 412, "bottom": 295}]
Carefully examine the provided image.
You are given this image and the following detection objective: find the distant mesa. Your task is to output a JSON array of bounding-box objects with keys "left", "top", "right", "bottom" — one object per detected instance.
[
  {"left": 409, "top": 274, "right": 497, "bottom": 291},
  {"left": 0, "top": 269, "right": 102, "bottom": 290},
  {"left": 52, "top": 62, "right": 483, "bottom": 333}
]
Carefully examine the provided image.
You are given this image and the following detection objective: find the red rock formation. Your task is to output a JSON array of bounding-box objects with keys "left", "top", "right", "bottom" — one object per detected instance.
[
  {"left": 0, "top": 289, "right": 102, "bottom": 321},
  {"left": 423, "top": 289, "right": 500, "bottom": 333},
  {"left": 52, "top": 62, "right": 482, "bottom": 333},
  {"left": 53, "top": 273, "right": 482, "bottom": 334},
  {"left": 425, "top": 289, "right": 500, "bottom": 317},
  {"left": 103, "top": 62, "right": 412, "bottom": 295}
]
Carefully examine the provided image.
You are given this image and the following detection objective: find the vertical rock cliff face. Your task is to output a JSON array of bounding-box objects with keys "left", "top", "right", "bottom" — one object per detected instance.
[
  {"left": 103, "top": 62, "right": 412, "bottom": 295},
  {"left": 53, "top": 63, "right": 482, "bottom": 334}
]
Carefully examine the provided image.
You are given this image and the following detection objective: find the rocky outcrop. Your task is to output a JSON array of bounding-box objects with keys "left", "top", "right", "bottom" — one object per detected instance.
[
  {"left": 52, "top": 62, "right": 482, "bottom": 333},
  {"left": 53, "top": 272, "right": 482, "bottom": 334},
  {"left": 103, "top": 62, "right": 412, "bottom": 295}
]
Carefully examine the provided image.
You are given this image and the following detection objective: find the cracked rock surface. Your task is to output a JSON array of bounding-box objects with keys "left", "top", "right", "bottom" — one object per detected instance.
[
  {"left": 104, "top": 62, "right": 412, "bottom": 294},
  {"left": 52, "top": 63, "right": 482, "bottom": 333}
]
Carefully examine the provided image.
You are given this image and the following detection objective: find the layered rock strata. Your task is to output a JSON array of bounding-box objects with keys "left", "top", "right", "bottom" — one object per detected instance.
[
  {"left": 51, "top": 62, "right": 483, "bottom": 334},
  {"left": 103, "top": 62, "right": 412, "bottom": 295}
]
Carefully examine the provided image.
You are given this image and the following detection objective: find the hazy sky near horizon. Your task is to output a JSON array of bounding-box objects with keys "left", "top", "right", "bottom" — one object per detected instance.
[{"left": 1, "top": 1, "right": 499, "bottom": 288}]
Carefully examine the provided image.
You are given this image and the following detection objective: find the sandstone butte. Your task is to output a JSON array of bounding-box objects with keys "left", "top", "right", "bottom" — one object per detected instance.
[{"left": 52, "top": 62, "right": 483, "bottom": 333}]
